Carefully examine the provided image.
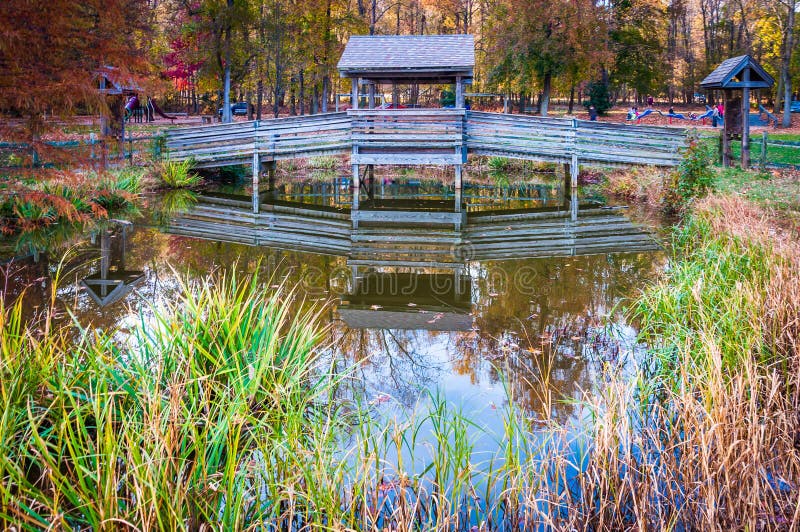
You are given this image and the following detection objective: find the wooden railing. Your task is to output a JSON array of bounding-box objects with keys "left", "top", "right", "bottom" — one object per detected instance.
[
  {"left": 166, "top": 120, "right": 260, "bottom": 167},
  {"left": 349, "top": 109, "right": 465, "bottom": 165},
  {"left": 465, "top": 112, "right": 575, "bottom": 163},
  {"left": 166, "top": 113, "right": 350, "bottom": 168},
  {"left": 465, "top": 111, "right": 686, "bottom": 167},
  {"left": 575, "top": 121, "right": 687, "bottom": 166},
  {"left": 165, "top": 110, "right": 688, "bottom": 168},
  {"left": 256, "top": 113, "right": 351, "bottom": 161}
]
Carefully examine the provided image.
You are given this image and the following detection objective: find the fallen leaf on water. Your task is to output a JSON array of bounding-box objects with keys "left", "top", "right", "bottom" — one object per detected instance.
[
  {"left": 427, "top": 313, "right": 444, "bottom": 324},
  {"left": 407, "top": 302, "right": 417, "bottom": 307},
  {"left": 370, "top": 304, "right": 383, "bottom": 310},
  {"left": 370, "top": 393, "right": 391, "bottom": 405}
]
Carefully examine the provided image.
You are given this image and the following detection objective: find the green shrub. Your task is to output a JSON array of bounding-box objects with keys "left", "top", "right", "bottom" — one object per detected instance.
[
  {"left": 160, "top": 159, "right": 202, "bottom": 188},
  {"left": 582, "top": 81, "right": 612, "bottom": 115},
  {"left": 308, "top": 156, "right": 337, "bottom": 170},
  {"left": 664, "top": 137, "right": 715, "bottom": 213},
  {"left": 440, "top": 89, "right": 456, "bottom": 107},
  {"left": 488, "top": 157, "right": 509, "bottom": 173}
]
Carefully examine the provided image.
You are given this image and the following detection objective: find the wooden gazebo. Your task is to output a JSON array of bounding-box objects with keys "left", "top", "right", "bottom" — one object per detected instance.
[
  {"left": 337, "top": 34, "right": 475, "bottom": 110},
  {"left": 337, "top": 35, "right": 476, "bottom": 225},
  {"left": 700, "top": 55, "right": 774, "bottom": 168}
]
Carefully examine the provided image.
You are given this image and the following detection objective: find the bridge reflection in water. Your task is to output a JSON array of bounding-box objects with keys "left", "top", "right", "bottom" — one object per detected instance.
[{"left": 166, "top": 188, "right": 659, "bottom": 332}]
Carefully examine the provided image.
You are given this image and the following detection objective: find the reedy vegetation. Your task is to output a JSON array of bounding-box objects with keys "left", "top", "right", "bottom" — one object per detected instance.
[
  {"left": 0, "top": 168, "right": 141, "bottom": 235},
  {"left": 1, "top": 197, "right": 799, "bottom": 529}
]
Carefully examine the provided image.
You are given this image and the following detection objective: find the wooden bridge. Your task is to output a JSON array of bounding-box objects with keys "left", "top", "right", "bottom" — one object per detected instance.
[{"left": 165, "top": 110, "right": 688, "bottom": 219}]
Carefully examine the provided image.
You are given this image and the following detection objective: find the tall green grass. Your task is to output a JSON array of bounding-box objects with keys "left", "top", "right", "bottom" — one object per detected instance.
[{"left": 159, "top": 159, "right": 202, "bottom": 189}]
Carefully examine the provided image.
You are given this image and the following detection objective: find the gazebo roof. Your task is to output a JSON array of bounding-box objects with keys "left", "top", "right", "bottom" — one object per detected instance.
[
  {"left": 337, "top": 34, "right": 474, "bottom": 82},
  {"left": 700, "top": 55, "right": 774, "bottom": 90}
]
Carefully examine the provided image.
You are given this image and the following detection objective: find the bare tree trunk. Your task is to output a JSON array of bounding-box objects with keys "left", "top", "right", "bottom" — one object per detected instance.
[
  {"left": 222, "top": 0, "right": 234, "bottom": 123},
  {"left": 322, "top": 77, "right": 329, "bottom": 113},
  {"left": 781, "top": 0, "right": 796, "bottom": 128},
  {"left": 540, "top": 71, "right": 552, "bottom": 116},
  {"left": 299, "top": 70, "right": 305, "bottom": 116},
  {"left": 257, "top": 79, "right": 263, "bottom": 120},
  {"left": 568, "top": 85, "right": 575, "bottom": 114}
]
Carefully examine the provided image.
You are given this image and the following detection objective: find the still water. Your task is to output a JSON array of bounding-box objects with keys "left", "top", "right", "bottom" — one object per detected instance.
[{"left": 1, "top": 174, "right": 664, "bottom": 444}]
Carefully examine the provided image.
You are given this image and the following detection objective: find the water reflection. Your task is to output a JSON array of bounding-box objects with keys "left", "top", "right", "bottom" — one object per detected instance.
[
  {"left": 80, "top": 223, "right": 145, "bottom": 307},
  {"left": 0, "top": 180, "right": 663, "bottom": 429}
]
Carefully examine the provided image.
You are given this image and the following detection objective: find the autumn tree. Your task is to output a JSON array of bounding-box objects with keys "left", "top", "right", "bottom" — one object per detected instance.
[
  {"left": 0, "top": 0, "right": 153, "bottom": 147},
  {"left": 488, "top": 0, "right": 611, "bottom": 116}
]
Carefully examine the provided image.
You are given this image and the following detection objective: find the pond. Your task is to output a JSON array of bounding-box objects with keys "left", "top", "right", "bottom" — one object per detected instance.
[{"left": 1, "top": 171, "right": 664, "bottom": 448}]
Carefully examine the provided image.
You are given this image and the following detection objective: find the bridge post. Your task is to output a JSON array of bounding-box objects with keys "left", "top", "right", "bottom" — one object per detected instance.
[
  {"left": 563, "top": 163, "right": 571, "bottom": 208},
  {"left": 252, "top": 150, "right": 260, "bottom": 214},
  {"left": 352, "top": 163, "right": 360, "bottom": 228},
  {"left": 454, "top": 164, "right": 463, "bottom": 209},
  {"left": 570, "top": 154, "right": 579, "bottom": 221}
]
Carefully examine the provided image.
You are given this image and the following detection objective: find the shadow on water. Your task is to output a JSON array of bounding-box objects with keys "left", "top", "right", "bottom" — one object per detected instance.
[{"left": 0, "top": 173, "right": 667, "bottom": 528}]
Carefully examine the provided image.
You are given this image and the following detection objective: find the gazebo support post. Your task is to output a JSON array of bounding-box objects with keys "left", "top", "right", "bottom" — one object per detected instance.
[
  {"left": 742, "top": 67, "right": 751, "bottom": 169},
  {"left": 367, "top": 83, "right": 375, "bottom": 109},
  {"left": 351, "top": 78, "right": 359, "bottom": 110},
  {"left": 456, "top": 76, "right": 464, "bottom": 108},
  {"left": 722, "top": 91, "right": 732, "bottom": 166}
]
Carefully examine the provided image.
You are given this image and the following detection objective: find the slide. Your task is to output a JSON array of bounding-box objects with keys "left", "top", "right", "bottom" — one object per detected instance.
[{"left": 148, "top": 97, "right": 177, "bottom": 120}]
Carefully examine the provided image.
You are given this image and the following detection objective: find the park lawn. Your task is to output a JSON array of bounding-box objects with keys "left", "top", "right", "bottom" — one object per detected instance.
[
  {"left": 713, "top": 166, "right": 800, "bottom": 224},
  {"left": 699, "top": 131, "right": 800, "bottom": 167}
]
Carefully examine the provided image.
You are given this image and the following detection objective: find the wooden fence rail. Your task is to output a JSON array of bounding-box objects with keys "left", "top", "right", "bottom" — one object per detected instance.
[{"left": 756, "top": 131, "right": 800, "bottom": 170}]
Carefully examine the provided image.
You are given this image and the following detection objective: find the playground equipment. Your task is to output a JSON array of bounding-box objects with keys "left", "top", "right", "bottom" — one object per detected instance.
[
  {"left": 757, "top": 104, "right": 779, "bottom": 128},
  {"left": 124, "top": 96, "right": 177, "bottom": 122},
  {"left": 148, "top": 97, "right": 177, "bottom": 121}
]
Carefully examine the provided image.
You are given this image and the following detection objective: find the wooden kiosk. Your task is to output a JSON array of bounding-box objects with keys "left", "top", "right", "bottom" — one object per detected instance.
[
  {"left": 337, "top": 35, "right": 474, "bottom": 227},
  {"left": 700, "top": 55, "right": 774, "bottom": 168}
]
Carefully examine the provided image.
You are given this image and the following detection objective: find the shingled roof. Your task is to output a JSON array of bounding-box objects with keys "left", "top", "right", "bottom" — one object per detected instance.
[
  {"left": 700, "top": 55, "right": 774, "bottom": 89},
  {"left": 338, "top": 35, "right": 474, "bottom": 80}
]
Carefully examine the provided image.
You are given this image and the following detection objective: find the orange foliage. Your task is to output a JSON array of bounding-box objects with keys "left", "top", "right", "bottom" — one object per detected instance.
[{"left": 0, "top": 0, "right": 153, "bottom": 143}]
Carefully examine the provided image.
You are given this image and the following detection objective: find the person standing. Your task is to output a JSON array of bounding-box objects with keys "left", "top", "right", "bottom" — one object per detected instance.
[{"left": 588, "top": 105, "right": 598, "bottom": 121}]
